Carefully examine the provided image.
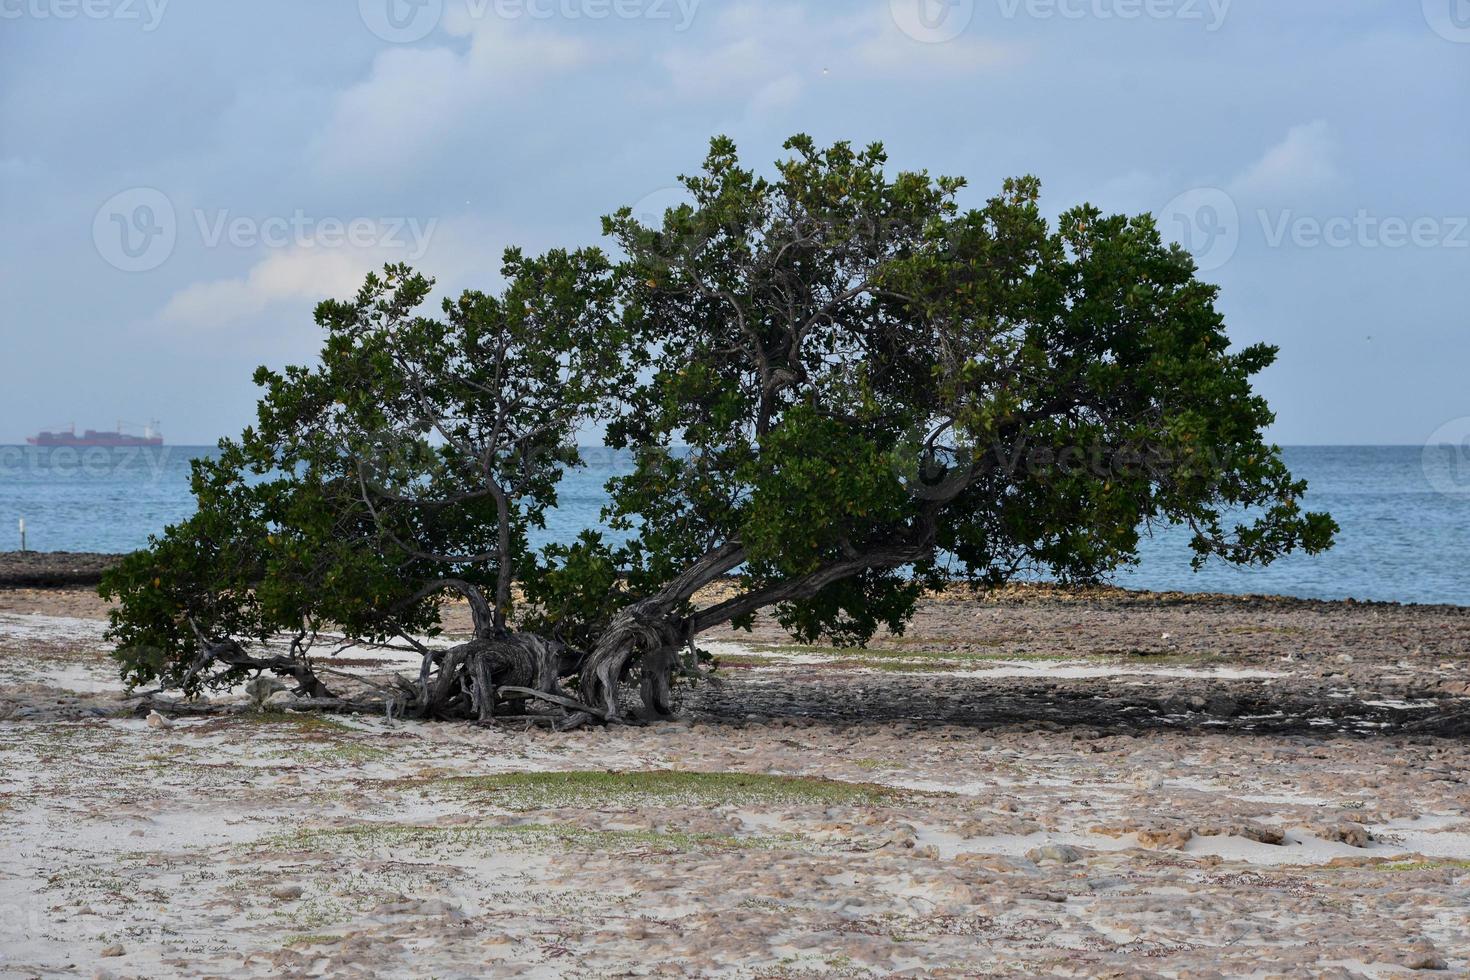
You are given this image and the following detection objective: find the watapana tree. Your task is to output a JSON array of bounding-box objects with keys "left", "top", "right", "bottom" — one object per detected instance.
[{"left": 104, "top": 135, "right": 1335, "bottom": 726}]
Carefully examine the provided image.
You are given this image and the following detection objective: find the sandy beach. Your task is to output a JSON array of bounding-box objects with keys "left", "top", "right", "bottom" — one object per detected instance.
[{"left": 2, "top": 581, "right": 1468, "bottom": 977}]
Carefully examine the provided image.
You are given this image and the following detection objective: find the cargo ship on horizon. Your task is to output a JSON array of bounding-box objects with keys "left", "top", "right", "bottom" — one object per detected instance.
[{"left": 26, "top": 421, "right": 164, "bottom": 448}]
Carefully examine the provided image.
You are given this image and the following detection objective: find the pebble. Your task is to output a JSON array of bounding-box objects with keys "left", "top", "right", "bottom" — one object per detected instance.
[
  {"left": 1205, "top": 696, "right": 1239, "bottom": 718},
  {"left": 1136, "top": 827, "right": 1194, "bottom": 850},
  {"left": 1026, "top": 843, "right": 1083, "bottom": 865},
  {"left": 1311, "top": 821, "right": 1372, "bottom": 848},
  {"left": 1398, "top": 941, "right": 1448, "bottom": 971}
]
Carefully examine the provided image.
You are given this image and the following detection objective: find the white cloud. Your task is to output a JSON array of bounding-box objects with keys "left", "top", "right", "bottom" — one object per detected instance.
[
  {"left": 1228, "top": 120, "right": 1342, "bottom": 200},
  {"left": 158, "top": 217, "right": 508, "bottom": 329},
  {"left": 657, "top": 3, "right": 1028, "bottom": 111},
  {"left": 1086, "top": 120, "right": 1346, "bottom": 228},
  {"left": 160, "top": 247, "right": 376, "bottom": 326},
  {"left": 309, "top": 19, "right": 591, "bottom": 179},
  {"left": 661, "top": 36, "right": 806, "bottom": 110},
  {"left": 750, "top": 73, "right": 806, "bottom": 113},
  {"left": 313, "top": 3, "right": 1028, "bottom": 173}
]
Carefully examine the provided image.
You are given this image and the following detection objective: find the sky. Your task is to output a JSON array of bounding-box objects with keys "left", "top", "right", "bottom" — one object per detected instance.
[{"left": 0, "top": 0, "right": 1466, "bottom": 446}]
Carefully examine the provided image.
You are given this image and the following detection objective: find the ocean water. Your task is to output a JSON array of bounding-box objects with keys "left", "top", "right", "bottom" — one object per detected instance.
[{"left": 1, "top": 444, "right": 1467, "bottom": 606}]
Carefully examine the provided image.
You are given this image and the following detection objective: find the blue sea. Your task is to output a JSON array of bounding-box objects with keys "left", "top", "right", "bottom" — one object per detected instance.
[{"left": 1, "top": 444, "right": 1467, "bottom": 606}]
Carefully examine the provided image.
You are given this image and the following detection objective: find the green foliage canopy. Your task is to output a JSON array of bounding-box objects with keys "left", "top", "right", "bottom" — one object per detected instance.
[{"left": 103, "top": 135, "right": 1335, "bottom": 713}]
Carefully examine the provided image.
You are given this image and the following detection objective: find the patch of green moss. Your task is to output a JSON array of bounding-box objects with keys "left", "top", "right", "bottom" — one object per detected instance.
[
  {"left": 300, "top": 742, "right": 394, "bottom": 764},
  {"left": 712, "top": 654, "right": 785, "bottom": 669},
  {"left": 740, "top": 638, "right": 1243, "bottom": 670},
  {"left": 723, "top": 646, "right": 979, "bottom": 673},
  {"left": 737, "top": 642, "right": 1234, "bottom": 672},
  {"left": 853, "top": 758, "right": 904, "bottom": 771},
  {"left": 433, "top": 769, "right": 900, "bottom": 809},
  {"left": 277, "top": 895, "right": 353, "bottom": 931},
  {"left": 1373, "top": 859, "right": 1470, "bottom": 872},
  {"left": 245, "top": 711, "right": 354, "bottom": 733},
  {"left": 828, "top": 657, "right": 971, "bottom": 673},
  {"left": 284, "top": 934, "right": 344, "bottom": 947},
  {"left": 263, "top": 820, "right": 801, "bottom": 856}
]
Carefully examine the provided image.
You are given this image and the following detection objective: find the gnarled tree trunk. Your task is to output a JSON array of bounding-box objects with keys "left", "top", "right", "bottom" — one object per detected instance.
[
  {"left": 578, "top": 543, "right": 745, "bottom": 719},
  {"left": 418, "top": 632, "right": 573, "bottom": 720},
  {"left": 578, "top": 537, "right": 936, "bottom": 721},
  {"left": 581, "top": 607, "right": 686, "bottom": 720}
]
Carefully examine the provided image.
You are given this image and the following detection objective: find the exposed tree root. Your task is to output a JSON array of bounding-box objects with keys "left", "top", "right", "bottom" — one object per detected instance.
[
  {"left": 166, "top": 629, "right": 607, "bottom": 725},
  {"left": 196, "top": 639, "right": 335, "bottom": 699}
]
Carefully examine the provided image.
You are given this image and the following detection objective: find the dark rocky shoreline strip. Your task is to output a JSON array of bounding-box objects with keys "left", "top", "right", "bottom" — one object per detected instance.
[
  {"left": 689, "top": 673, "right": 1470, "bottom": 739},
  {"left": 0, "top": 551, "right": 123, "bottom": 588}
]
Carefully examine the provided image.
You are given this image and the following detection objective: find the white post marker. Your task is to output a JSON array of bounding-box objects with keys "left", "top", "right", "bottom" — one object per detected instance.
[{"left": 18, "top": 518, "right": 26, "bottom": 553}]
